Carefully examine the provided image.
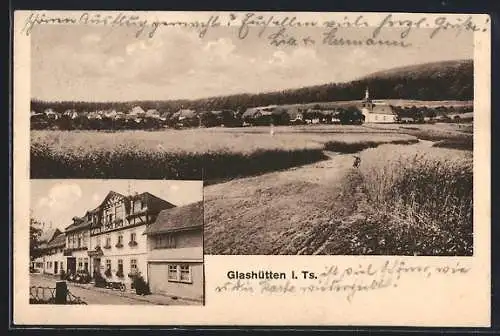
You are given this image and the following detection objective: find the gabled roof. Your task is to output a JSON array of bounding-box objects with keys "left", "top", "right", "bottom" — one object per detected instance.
[
  {"left": 47, "top": 232, "right": 66, "bottom": 248},
  {"left": 176, "top": 109, "right": 197, "bottom": 119},
  {"left": 143, "top": 201, "right": 203, "bottom": 236},
  {"left": 369, "top": 104, "right": 397, "bottom": 115},
  {"left": 39, "top": 228, "right": 61, "bottom": 243},
  {"left": 65, "top": 217, "right": 91, "bottom": 233},
  {"left": 97, "top": 191, "right": 127, "bottom": 209},
  {"left": 130, "top": 106, "right": 146, "bottom": 115}
]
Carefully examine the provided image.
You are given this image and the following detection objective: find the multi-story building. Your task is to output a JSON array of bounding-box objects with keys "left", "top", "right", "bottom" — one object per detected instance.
[
  {"left": 87, "top": 191, "right": 175, "bottom": 290},
  {"left": 63, "top": 216, "right": 91, "bottom": 275},
  {"left": 144, "top": 201, "right": 204, "bottom": 302},
  {"left": 43, "top": 231, "right": 66, "bottom": 275}
]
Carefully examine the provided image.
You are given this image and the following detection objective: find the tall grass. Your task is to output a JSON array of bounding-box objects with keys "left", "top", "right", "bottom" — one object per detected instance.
[
  {"left": 334, "top": 145, "right": 473, "bottom": 256},
  {"left": 30, "top": 130, "right": 418, "bottom": 180}
]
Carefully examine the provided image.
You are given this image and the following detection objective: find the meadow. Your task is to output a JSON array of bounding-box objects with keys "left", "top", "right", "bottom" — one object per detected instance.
[
  {"left": 322, "top": 145, "right": 473, "bottom": 255},
  {"left": 30, "top": 127, "right": 417, "bottom": 180},
  {"left": 204, "top": 142, "right": 473, "bottom": 256}
]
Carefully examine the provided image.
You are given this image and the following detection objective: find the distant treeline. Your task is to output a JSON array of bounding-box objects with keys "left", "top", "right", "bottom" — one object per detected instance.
[{"left": 31, "top": 59, "right": 473, "bottom": 114}]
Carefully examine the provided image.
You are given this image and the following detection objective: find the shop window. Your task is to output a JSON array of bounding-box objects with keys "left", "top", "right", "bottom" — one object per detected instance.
[{"left": 167, "top": 264, "right": 192, "bottom": 283}]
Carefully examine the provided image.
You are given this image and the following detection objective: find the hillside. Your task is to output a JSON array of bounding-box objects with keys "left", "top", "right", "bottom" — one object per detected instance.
[{"left": 31, "top": 59, "right": 473, "bottom": 113}]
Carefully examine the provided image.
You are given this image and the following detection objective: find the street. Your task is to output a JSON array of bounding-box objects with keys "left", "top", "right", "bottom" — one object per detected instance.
[{"left": 30, "top": 273, "right": 157, "bottom": 305}]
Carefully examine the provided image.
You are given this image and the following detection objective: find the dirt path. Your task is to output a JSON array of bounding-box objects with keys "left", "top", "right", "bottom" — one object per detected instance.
[{"left": 204, "top": 140, "right": 433, "bottom": 255}]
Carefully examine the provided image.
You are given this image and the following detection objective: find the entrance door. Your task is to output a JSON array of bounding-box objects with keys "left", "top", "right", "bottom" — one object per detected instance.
[
  {"left": 67, "top": 257, "right": 76, "bottom": 274},
  {"left": 93, "top": 258, "right": 101, "bottom": 277},
  {"left": 54, "top": 261, "right": 58, "bottom": 274}
]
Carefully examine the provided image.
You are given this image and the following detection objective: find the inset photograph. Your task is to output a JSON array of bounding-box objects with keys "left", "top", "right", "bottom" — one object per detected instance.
[{"left": 29, "top": 179, "right": 204, "bottom": 305}]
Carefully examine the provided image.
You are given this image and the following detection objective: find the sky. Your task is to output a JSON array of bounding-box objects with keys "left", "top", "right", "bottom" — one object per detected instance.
[
  {"left": 30, "top": 23, "right": 473, "bottom": 102},
  {"left": 30, "top": 180, "right": 203, "bottom": 232}
]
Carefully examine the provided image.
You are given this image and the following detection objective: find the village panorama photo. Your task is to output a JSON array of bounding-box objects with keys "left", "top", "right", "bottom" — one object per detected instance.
[
  {"left": 29, "top": 180, "right": 204, "bottom": 305},
  {"left": 29, "top": 13, "right": 473, "bottom": 257}
]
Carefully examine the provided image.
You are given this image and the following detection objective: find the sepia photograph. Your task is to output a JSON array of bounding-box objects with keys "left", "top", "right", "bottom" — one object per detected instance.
[
  {"left": 13, "top": 10, "right": 490, "bottom": 327},
  {"left": 29, "top": 179, "right": 204, "bottom": 305},
  {"left": 28, "top": 16, "right": 474, "bottom": 257}
]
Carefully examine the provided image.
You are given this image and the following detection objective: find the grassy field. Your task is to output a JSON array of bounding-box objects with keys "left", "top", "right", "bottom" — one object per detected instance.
[
  {"left": 204, "top": 142, "right": 473, "bottom": 256},
  {"left": 30, "top": 128, "right": 417, "bottom": 180}
]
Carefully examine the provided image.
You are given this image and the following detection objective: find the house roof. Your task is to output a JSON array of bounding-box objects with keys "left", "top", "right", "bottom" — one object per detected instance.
[
  {"left": 65, "top": 218, "right": 91, "bottom": 233},
  {"left": 369, "top": 104, "right": 396, "bottom": 115},
  {"left": 39, "top": 228, "right": 61, "bottom": 243},
  {"left": 85, "top": 191, "right": 176, "bottom": 229},
  {"left": 242, "top": 106, "right": 287, "bottom": 118},
  {"left": 130, "top": 106, "right": 146, "bottom": 115},
  {"left": 176, "top": 109, "right": 197, "bottom": 118},
  {"left": 47, "top": 232, "right": 66, "bottom": 248},
  {"left": 144, "top": 201, "right": 203, "bottom": 236}
]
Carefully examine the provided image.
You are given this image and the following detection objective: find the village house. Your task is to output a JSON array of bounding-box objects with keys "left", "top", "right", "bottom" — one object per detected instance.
[
  {"left": 87, "top": 191, "right": 176, "bottom": 290},
  {"left": 63, "top": 109, "right": 79, "bottom": 119},
  {"left": 43, "top": 108, "right": 59, "bottom": 120},
  {"left": 31, "top": 228, "right": 61, "bottom": 273},
  {"left": 145, "top": 109, "right": 161, "bottom": 119},
  {"left": 43, "top": 231, "right": 66, "bottom": 275},
  {"left": 129, "top": 106, "right": 146, "bottom": 117},
  {"left": 360, "top": 88, "right": 397, "bottom": 123},
  {"left": 143, "top": 201, "right": 204, "bottom": 302},
  {"left": 64, "top": 216, "right": 91, "bottom": 276}
]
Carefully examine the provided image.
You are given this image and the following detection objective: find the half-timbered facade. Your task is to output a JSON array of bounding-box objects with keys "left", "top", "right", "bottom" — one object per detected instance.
[{"left": 87, "top": 191, "right": 176, "bottom": 290}]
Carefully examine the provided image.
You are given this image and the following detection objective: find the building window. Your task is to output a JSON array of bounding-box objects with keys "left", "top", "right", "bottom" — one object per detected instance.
[
  {"left": 116, "top": 235, "right": 124, "bottom": 248},
  {"left": 105, "top": 259, "right": 111, "bottom": 270},
  {"left": 130, "top": 259, "right": 137, "bottom": 272},
  {"left": 155, "top": 234, "right": 175, "bottom": 249},
  {"left": 167, "top": 265, "right": 177, "bottom": 281},
  {"left": 84, "top": 258, "right": 89, "bottom": 271},
  {"left": 129, "top": 233, "right": 138, "bottom": 247},
  {"left": 180, "top": 265, "right": 191, "bottom": 282},
  {"left": 117, "top": 259, "right": 124, "bottom": 277},
  {"left": 118, "top": 259, "right": 123, "bottom": 271},
  {"left": 105, "top": 236, "right": 111, "bottom": 248},
  {"left": 167, "top": 264, "right": 192, "bottom": 283},
  {"left": 78, "top": 258, "right": 83, "bottom": 270},
  {"left": 116, "top": 204, "right": 123, "bottom": 219},
  {"left": 96, "top": 237, "right": 101, "bottom": 247}
]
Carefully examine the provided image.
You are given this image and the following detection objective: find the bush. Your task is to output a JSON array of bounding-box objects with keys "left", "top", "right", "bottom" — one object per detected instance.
[{"left": 130, "top": 273, "right": 151, "bottom": 295}]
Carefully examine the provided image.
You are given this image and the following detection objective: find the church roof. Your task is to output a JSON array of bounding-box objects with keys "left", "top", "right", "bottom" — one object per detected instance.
[{"left": 369, "top": 104, "right": 396, "bottom": 115}]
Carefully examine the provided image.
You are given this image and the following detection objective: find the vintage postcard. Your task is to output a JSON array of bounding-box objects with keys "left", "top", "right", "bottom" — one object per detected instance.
[{"left": 13, "top": 10, "right": 490, "bottom": 326}]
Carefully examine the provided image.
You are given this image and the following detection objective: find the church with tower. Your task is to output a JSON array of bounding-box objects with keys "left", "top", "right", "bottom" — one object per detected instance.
[{"left": 360, "top": 87, "right": 397, "bottom": 123}]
